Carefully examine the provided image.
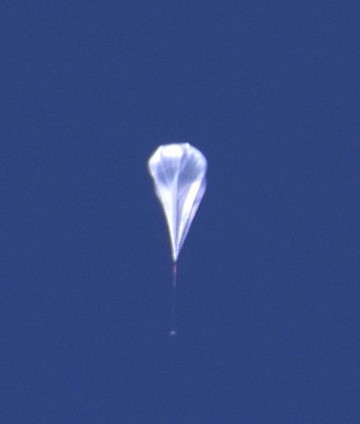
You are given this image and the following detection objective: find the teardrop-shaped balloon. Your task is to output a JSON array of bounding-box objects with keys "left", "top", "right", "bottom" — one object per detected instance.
[{"left": 148, "top": 143, "right": 207, "bottom": 262}]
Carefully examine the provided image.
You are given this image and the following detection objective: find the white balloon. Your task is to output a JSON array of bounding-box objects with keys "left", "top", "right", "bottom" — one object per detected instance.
[{"left": 148, "top": 143, "right": 207, "bottom": 262}]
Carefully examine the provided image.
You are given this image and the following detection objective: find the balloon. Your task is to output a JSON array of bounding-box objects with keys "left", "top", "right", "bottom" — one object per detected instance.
[{"left": 148, "top": 143, "right": 207, "bottom": 262}]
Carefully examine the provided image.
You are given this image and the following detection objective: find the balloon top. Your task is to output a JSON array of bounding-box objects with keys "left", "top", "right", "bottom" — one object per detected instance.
[{"left": 162, "top": 143, "right": 188, "bottom": 158}]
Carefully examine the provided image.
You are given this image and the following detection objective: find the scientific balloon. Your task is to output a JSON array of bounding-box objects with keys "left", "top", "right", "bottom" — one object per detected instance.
[{"left": 148, "top": 143, "right": 207, "bottom": 262}]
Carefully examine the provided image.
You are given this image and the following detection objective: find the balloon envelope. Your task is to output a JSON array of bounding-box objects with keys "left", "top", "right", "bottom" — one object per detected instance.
[{"left": 148, "top": 143, "right": 207, "bottom": 261}]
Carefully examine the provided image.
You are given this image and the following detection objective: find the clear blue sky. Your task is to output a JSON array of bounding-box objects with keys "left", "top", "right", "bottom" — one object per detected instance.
[{"left": 2, "top": 1, "right": 360, "bottom": 422}]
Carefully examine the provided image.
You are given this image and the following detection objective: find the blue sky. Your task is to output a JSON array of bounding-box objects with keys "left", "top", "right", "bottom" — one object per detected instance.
[{"left": 2, "top": 1, "right": 360, "bottom": 422}]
